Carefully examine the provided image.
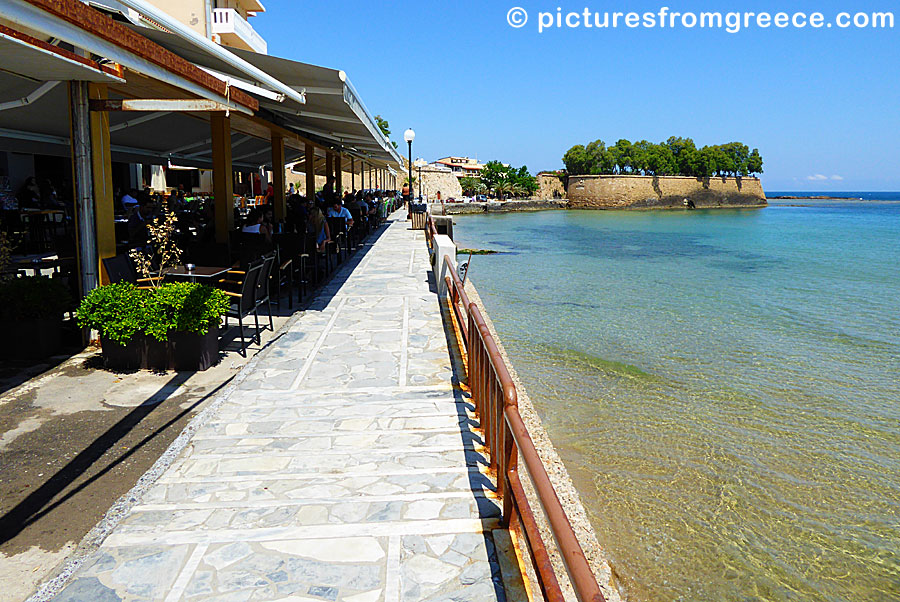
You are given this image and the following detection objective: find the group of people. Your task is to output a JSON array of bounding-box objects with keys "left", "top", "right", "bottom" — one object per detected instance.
[
  {"left": 121, "top": 175, "right": 398, "bottom": 254},
  {"left": 278, "top": 177, "right": 396, "bottom": 252}
]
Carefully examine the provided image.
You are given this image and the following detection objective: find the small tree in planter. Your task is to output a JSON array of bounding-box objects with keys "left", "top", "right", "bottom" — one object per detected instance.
[
  {"left": 0, "top": 276, "right": 72, "bottom": 359},
  {"left": 129, "top": 206, "right": 182, "bottom": 287}
]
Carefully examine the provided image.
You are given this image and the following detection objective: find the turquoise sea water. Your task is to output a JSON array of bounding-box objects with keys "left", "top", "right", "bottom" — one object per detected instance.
[{"left": 453, "top": 201, "right": 900, "bottom": 602}]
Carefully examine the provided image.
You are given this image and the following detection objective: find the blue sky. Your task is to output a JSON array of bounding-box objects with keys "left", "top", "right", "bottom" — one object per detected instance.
[{"left": 256, "top": 0, "right": 899, "bottom": 191}]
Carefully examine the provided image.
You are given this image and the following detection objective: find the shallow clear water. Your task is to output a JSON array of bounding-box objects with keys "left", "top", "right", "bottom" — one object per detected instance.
[{"left": 453, "top": 202, "right": 900, "bottom": 602}]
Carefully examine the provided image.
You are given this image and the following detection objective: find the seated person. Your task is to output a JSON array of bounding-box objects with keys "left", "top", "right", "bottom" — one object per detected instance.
[
  {"left": 128, "top": 198, "right": 155, "bottom": 247},
  {"left": 242, "top": 207, "right": 273, "bottom": 243},
  {"left": 121, "top": 188, "right": 139, "bottom": 214},
  {"left": 307, "top": 200, "right": 331, "bottom": 252},
  {"left": 326, "top": 199, "right": 353, "bottom": 229},
  {"left": 16, "top": 177, "right": 41, "bottom": 209}
]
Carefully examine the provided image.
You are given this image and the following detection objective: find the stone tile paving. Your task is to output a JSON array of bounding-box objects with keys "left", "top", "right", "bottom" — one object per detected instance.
[{"left": 51, "top": 214, "right": 527, "bottom": 602}]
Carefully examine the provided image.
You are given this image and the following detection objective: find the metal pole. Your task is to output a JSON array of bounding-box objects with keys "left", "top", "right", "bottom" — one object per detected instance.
[
  {"left": 70, "top": 81, "right": 98, "bottom": 297},
  {"left": 418, "top": 166, "right": 422, "bottom": 200},
  {"left": 407, "top": 140, "right": 413, "bottom": 202}
]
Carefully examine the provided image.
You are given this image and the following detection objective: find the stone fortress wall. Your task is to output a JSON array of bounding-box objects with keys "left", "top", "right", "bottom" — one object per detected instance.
[
  {"left": 567, "top": 174, "right": 766, "bottom": 209},
  {"left": 416, "top": 166, "right": 463, "bottom": 200},
  {"left": 537, "top": 173, "right": 567, "bottom": 199}
]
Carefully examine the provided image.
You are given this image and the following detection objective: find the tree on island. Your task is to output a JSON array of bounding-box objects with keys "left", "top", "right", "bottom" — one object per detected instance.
[{"left": 563, "top": 138, "right": 764, "bottom": 178}]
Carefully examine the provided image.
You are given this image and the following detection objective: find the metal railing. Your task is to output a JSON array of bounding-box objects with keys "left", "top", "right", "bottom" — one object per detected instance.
[{"left": 431, "top": 214, "right": 605, "bottom": 602}]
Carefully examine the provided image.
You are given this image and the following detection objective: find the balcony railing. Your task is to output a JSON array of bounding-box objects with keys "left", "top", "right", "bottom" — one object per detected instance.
[{"left": 211, "top": 8, "right": 267, "bottom": 54}]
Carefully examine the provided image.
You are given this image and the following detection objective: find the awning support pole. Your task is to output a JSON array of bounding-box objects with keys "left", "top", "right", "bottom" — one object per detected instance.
[
  {"left": 69, "top": 81, "right": 98, "bottom": 297},
  {"left": 325, "top": 152, "right": 334, "bottom": 189},
  {"left": 211, "top": 112, "right": 234, "bottom": 243},
  {"left": 351, "top": 156, "right": 355, "bottom": 191},
  {"left": 272, "top": 134, "right": 286, "bottom": 222},
  {"left": 335, "top": 154, "right": 342, "bottom": 197},
  {"left": 305, "top": 143, "right": 315, "bottom": 199},
  {"left": 89, "top": 83, "right": 116, "bottom": 285}
]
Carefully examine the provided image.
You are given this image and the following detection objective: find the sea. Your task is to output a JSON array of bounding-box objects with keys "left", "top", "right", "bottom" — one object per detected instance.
[{"left": 452, "top": 194, "right": 900, "bottom": 602}]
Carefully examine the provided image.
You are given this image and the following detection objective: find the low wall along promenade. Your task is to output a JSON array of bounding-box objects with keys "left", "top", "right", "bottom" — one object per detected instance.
[{"left": 568, "top": 174, "right": 767, "bottom": 209}]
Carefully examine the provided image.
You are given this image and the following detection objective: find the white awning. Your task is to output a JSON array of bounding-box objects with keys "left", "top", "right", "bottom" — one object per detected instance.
[
  {"left": 127, "top": 26, "right": 402, "bottom": 167},
  {"left": 0, "top": 28, "right": 123, "bottom": 83}
]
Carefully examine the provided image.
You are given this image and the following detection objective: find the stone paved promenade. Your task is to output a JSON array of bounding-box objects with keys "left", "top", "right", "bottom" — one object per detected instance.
[{"left": 50, "top": 214, "right": 525, "bottom": 602}]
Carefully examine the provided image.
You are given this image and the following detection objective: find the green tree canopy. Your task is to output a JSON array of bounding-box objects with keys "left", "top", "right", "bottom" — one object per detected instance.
[
  {"left": 459, "top": 176, "right": 486, "bottom": 196},
  {"left": 478, "top": 161, "right": 538, "bottom": 199},
  {"left": 374, "top": 115, "right": 398, "bottom": 149},
  {"left": 562, "top": 138, "right": 764, "bottom": 178}
]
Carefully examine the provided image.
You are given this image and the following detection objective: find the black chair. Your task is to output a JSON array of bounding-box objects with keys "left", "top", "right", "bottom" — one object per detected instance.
[
  {"left": 275, "top": 233, "right": 305, "bottom": 305},
  {"left": 326, "top": 217, "right": 349, "bottom": 262},
  {"left": 102, "top": 254, "right": 137, "bottom": 284},
  {"left": 221, "top": 259, "right": 263, "bottom": 357},
  {"left": 305, "top": 231, "right": 331, "bottom": 283},
  {"left": 255, "top": 253, "right": 275, "bottom": 333}
]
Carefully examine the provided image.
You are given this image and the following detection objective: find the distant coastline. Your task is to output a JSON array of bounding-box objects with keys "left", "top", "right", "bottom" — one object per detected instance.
[
  {"left": 766, "top": 191, "right": 900, "bottom": 202},
  {"left": 768, "top": 195, "right": 862, "bottom": 200}
]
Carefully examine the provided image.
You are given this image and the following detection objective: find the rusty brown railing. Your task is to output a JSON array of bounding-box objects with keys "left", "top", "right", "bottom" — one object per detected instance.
[
  {"left": 441, "top": 250, "right": 605, "bottom": 602},
  {"left": 425, "top": 212, "right": 438, "bottom": 250}
]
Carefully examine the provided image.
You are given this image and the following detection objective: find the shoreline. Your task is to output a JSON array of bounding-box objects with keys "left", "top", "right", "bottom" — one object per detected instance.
[
  {"left": 432, "top": 200, "right": 770, "bottom": 215},
  {"left": 462, "top": 277, "right": 625, "bottom": 602}
]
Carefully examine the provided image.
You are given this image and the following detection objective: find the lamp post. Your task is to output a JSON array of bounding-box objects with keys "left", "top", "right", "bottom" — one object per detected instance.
[
  {"left": 403, "top": 128, "right": 415, "bottom": 206},
  {"left": 414, "top": 158, "right": 427, "bottom": 201}
]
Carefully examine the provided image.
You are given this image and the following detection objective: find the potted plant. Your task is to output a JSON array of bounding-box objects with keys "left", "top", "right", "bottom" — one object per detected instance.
[
  {"left": 77, "top": 282, "right": 229, "bottom": 371},
  {"left": 145, "top": 283, "right": 229, "bottom": 371},
  {"left": 76, "top": 282, "right": 149, "bottom": 369},
  {"left": 0, "top": 276, "right": 72, "bottom": 359}
]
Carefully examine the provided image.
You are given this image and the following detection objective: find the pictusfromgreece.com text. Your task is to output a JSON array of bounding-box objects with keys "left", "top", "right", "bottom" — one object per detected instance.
[{"left": 505, "top": 6, "right": 895, "bottom": 34}]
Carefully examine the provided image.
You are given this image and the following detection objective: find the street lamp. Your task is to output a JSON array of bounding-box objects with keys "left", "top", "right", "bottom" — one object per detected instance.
[
  {"left": 403, "top": 128, "right": 415, "bottom": 205},
  {"left": 414, "top": 158, "right": 427, "bottom": 201}
]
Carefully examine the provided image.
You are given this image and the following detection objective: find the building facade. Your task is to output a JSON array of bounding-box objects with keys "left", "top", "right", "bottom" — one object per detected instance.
[
  {"left": 99, "top": 0, "right": 268, "bottom": 54},
  {"left": 433, "top": 156, "right": 485, "bottom": 178}
]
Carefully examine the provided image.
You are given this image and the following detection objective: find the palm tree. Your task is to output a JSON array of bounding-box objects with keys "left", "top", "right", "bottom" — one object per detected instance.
[{"left": 494, "top": 180, "right": 513, "bottom": 201}]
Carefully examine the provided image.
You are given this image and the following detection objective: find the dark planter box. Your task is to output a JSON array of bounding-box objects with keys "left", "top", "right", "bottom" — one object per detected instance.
[
  {"left": 101, "top": 327, "right": 220, "bottom": 372},
  {"left": 100, "top": 334, "right": 145, "bottom": 370},
  {"left": 0, "top": 319, "right": 62, "bottom": 359},
  {"left": 171, "top": 327, "right": 219, "bottom": 371}
]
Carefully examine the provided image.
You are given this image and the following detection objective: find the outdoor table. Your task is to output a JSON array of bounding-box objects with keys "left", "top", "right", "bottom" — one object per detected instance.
[{"left": 164, "top": 265, "right": 230, "bottom": 284}]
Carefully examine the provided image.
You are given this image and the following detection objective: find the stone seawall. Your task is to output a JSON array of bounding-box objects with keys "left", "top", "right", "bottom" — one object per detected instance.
[
  {"left": 568, "top": 175, "right": 766, "bottom": 209},
  {"left": 429, "top": 200, "right": 567, "bottom": 215}
]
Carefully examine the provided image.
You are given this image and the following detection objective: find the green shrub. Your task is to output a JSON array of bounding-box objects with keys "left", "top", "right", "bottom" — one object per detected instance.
[
  {"left": 76, "top": 282, "right": 149, "bottom": 345},
  {"left": 0, "top": 276, "right": 72, "bottom": 321},
  {"left": 76, "top": 282, "right": 230, "bottom": 344},
  {"left": 144, "top": 283, "right": 230, "bottom": 341}
]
